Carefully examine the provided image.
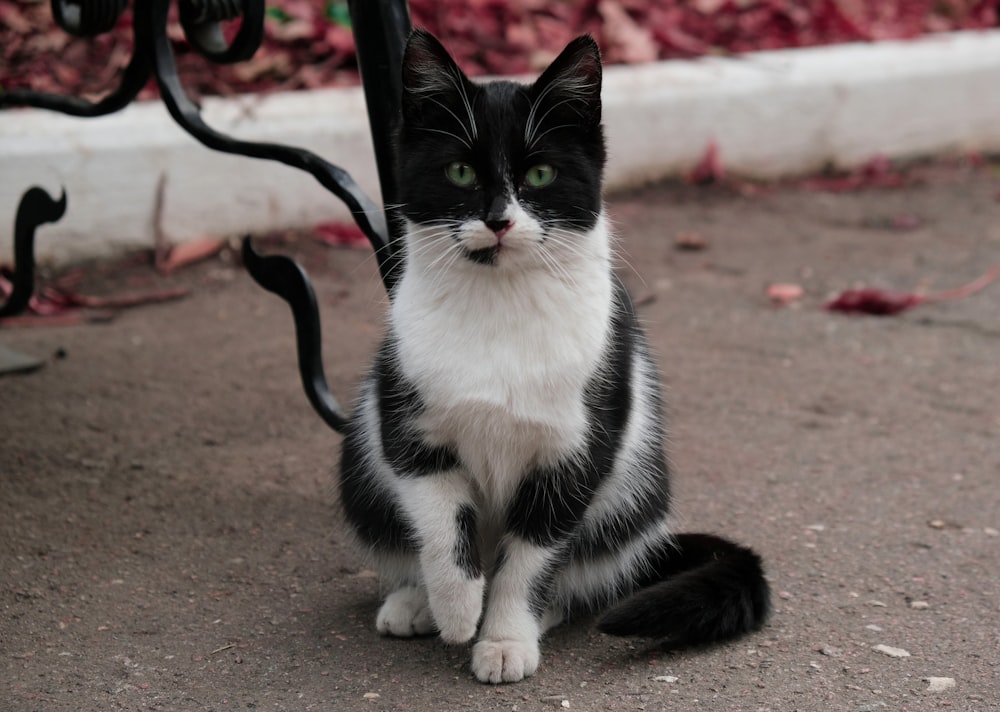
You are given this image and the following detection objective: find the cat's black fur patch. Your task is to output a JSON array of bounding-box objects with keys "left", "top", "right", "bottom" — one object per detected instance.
[
  {"left": 453, "top": 504, "right": 481, "bottom": 579},
  {"left": 465, "top": 245, "right": 499, "bottom": 266},
  {"left": 340, "top": 422, "right": 417, "bottom": 551}
]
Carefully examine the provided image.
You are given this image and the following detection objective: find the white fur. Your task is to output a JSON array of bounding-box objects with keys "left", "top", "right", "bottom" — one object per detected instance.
[
  {"left": 376, "top": 586, "right": 435, "bottom": 637},
  {"left": 472, "top": 539, "right": 551, "bottom": 683},
  {"left": 394, "top": 473, "right": 485, "bottom": 643},
  {"left": 471, "top": 637, "right": 540, "bottom": 684}
]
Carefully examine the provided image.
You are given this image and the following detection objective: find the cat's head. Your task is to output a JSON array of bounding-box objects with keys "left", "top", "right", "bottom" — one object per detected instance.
[{"left": 396, "top": 29, "right": 606, "bottom": 270}]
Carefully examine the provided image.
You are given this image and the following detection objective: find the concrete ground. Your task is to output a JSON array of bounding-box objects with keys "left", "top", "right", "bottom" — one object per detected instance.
[{"left": 2, "top": 164, "right": 998, "bottom": 711}]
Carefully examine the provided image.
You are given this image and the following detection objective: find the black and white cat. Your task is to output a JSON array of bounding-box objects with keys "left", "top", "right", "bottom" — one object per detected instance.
[{"left": 338, "top": 29, "right": 770, "bottom": 684}]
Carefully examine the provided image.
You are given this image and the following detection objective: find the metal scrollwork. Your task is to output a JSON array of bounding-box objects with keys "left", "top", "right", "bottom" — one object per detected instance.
[
  {"left": 1, "top": 2, "right": 147, "bottom": 116},
  {"left": 178, "top": 0, "right": 265, "bottom": 64},
  {"left": 51, "top": 0, "right": 128, "bottom": 38},
  {"left": 0, "top": 188, "right": 67, "bottom": 319},
  {"left": 1, "top": 0, "right": 412, "bottom": 431}
]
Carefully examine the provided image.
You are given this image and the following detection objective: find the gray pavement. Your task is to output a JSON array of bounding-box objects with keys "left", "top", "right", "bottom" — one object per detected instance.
[{"left": 2, "top": 165, "right": 999, "bottom": 710}]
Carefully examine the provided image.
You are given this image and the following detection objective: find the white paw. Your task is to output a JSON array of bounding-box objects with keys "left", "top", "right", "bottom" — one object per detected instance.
[
  {"left": 471, "top": 638, "right": 540, "bottom": 684},
  {"left": 428, "top": 576, "right": 484, "bottom": 645},
  {"left": 376, "top": 587, "right": 435, "bottom": 637}
]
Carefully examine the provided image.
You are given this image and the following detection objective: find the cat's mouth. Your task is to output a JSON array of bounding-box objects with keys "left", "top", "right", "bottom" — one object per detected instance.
[{"left": 465, "top": 245, "right": 501, "bottom": 266}]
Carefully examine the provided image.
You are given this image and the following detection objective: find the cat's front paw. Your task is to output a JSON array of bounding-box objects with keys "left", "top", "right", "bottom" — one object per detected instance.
[
  {"left": 470, "top": 638, "right": 540, "bottom": 684},
  {"left": 428, "top": 575, "right": 484, "bottom": 645},
  {"left": 376, "top": 586, "right": 435, "bottom": 637}
]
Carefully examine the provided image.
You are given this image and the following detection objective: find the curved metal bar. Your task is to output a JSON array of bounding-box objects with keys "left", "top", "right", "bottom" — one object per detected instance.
[
  {"left": 52, "top": 0, "right": 127, "bottom": 37},
  {"left": 241, "top": 237, "right": 349, "bottom": 433},
  {"left": 0, "top": 6, "right": 150, "bottom": 117},
  {"left": 143, "top": 0, "right": 393, "bottom": 286},
  {"left": 0, "top": 187, "right": 67, "bottom": 318},
  {"left": 180, "top": 0, "right": 265, "bottom": 64},
  {"left": 348, "top": 0, "right": 412, "bottom": 293}
]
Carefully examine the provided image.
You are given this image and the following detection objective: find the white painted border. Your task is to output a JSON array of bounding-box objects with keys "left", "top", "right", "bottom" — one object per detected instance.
[{"left": 3, "top": 30, "right": 1000, "bottom": 262}]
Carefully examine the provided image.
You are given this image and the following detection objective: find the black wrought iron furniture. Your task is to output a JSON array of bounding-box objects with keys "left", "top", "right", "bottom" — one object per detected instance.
[
  {"left": 0, "top": 189, "right": 66, "bottom": 320},
  {"left": 1, "top": 0, "right": 409, "bottom": 424}
]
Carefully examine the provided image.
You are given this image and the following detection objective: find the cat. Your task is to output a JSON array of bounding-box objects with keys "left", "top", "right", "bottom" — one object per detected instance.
[{"left": 337, "top": 29, "right": 771, "bottom": 684}]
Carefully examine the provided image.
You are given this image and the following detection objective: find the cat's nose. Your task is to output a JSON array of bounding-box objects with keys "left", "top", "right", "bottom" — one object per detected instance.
[{"left": 485, "top": 219, "right": 512, "bottom": 238}]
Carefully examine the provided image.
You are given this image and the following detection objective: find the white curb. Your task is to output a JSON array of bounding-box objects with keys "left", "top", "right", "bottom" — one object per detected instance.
[{"left": 3, "top": 30, "right": 1000, "bottom": 263}]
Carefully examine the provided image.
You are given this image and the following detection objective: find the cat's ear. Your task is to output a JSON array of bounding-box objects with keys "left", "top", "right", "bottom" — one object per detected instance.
[
  {"left": 401, "top": 29, "right": 468, "bottom": 121},
  {"left": 531, "top": 35, "right": 603, "bottom": 125}
]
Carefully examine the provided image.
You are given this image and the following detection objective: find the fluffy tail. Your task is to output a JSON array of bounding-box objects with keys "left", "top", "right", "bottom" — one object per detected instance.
[{"left": 597, "top": 532, "right": 771, "bottom": 646}]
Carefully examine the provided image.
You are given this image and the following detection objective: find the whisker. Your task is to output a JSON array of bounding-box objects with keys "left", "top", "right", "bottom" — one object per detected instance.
[
  {"left": 546, "top": 215, "right": 646, "bottom": 290},
  {"left": 447, "top": 69, "right": 479, "bottom": 140},
  {"left": 525, "top": 122, "right": 577, "bottom": 151},
  {"left": 525, "top": 77, "right": 596, "bottom": 147},
  {"left": 348, "top": 210, "right": 455, "bottom": 281},
  {"left": 524, "top": 79, "right": 562, "bottom": 147},
  {"left": 348, "top": 229, "right": 407, "bottom": 283},
  {"left": 415, "top": 126, "right": 471, "bottom": 149},
  {"left": 537, "top": 247, "right": 578, "bottom": 288}
]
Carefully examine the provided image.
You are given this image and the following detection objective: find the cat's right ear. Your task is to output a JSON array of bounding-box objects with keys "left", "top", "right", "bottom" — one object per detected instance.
[
  {"left": 531, "top": 35, "right": 603, "bottom": 126},
  {"left": 401, "top": 29, "right": 466, "bottom": 122}
]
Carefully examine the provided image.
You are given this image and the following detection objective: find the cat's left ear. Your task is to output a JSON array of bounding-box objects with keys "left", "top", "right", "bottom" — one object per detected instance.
[
  {"left": 531, "top": 35, "right": 603, "bottom": 125},
  {"left": 400, "top": 29, "right": 469, "bottom": 122}
]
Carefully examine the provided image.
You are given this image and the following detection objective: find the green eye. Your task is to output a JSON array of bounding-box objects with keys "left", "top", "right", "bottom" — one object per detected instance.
[
  {"left": 445, "top": 162, "right": 477, "bottom": 187},
  {"left": 524, "top": 164, "right": 557, "bottom": 188}
]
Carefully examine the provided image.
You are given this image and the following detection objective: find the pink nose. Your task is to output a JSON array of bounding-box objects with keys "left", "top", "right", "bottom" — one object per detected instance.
[{"left": 486, "top": 219, "right": 512, "bottom": 238}]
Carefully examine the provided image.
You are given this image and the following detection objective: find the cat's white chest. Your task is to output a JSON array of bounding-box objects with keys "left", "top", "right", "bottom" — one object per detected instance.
[{"left": 391, "top": 246, "right": 612, "bottom": 492}]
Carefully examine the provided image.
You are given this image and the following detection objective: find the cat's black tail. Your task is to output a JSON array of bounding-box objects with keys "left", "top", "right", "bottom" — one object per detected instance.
[{"left": 597, "top": 533, "right": 770, "bottom": 646}]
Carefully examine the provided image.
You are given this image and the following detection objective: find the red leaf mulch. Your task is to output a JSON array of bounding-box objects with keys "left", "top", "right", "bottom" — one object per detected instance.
[
  {"left": 1, "top": 1, "right": 997, "bottom": 102},
  {"left": 824, "top": 265, "right": 1000, "bottom": 316}
]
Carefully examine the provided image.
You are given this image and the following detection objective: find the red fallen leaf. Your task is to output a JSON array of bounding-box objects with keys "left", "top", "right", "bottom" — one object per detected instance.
[
  {"left": 266, "top": 18, "right": 315, "bottom": 43},
  {"left": 599, "top": 0, "right": 659, "bottom": 64},
  {"left": 825, "top": 265, "right": 1000, "bottom": 316},
  {"left": 70, "top": 286, "right": 191, "bottom": 309},
  {"left": 674, "top": 231, "right": 709, "bottom": 251},
  {"left": 323, "top": 23, "right": 356, "bottom": 56},
  {"left": 692, "top": 0, "right": 727, "bottom": 14},
  {"left": 232, "top": 49, "right": 294, "bottom": 84},
  {"left": 0, "top": 1, "right": 33, "bottom": 34},
  {"left": 767, "top": 282, "right": 805, "bottom": 305},
  {"left": 689, "top": 140, "right": 724, "bottom": 184},
  {"left": 654, "top": 23, "right": 713, "bottom": 57},
  {"left": 157, "top": 236, "right": 227, "bottom": 274},
  {"left": 313, "top": 221, "right": 369, "bottom": 249},
  {"left": 27, "top": 285, "right": 77, "bottom": 315},
  {"left": 14, "top": 282, "right": 189, "bottom": 320}
]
